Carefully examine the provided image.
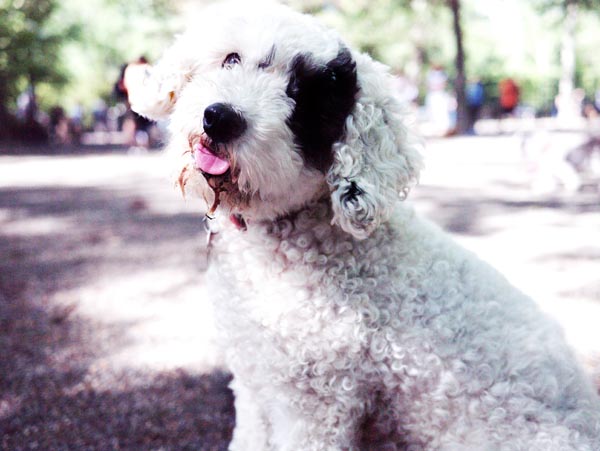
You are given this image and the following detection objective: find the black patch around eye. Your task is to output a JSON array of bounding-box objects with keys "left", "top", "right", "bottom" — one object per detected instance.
[
  {"left": 222, "top": 52, "right": 241, "bottom": 68},
  {"left": 286, "top": 46, "right": 359, "bottom": 173}
]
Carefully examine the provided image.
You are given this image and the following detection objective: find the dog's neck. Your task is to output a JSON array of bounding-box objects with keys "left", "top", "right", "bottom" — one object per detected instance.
[{"left": 212, "top": 196, "right": 334, "bottom": 237}]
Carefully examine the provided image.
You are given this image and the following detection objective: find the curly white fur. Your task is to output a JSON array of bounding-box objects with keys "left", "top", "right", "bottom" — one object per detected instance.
[{"left": 128, "top": 2, "right": 600, "bottom": 450}]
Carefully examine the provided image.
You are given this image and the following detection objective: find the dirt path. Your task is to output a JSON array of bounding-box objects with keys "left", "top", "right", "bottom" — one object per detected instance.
[
  {"left": 0, "top": 149, "right": 233, "bottom": 450},
  {"left": 1, "top": 138, "right": 598, "bottom": 450}
]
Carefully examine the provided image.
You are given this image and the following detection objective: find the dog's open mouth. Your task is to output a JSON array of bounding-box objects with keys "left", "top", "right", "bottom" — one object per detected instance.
[
  {"left": 193, "top": 139, "right": 230, "bottom": 175},
  {"left": 178, "top": 136, "right": 237, "bottom": 216}
]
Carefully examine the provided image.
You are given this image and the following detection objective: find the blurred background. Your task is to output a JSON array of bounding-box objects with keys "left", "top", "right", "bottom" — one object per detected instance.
[
  {"left": 1, "top": 0, "right": 600, "bottom": 142},
  {"left": 1, "top": 1, "right": 599, "bottom": 450}
]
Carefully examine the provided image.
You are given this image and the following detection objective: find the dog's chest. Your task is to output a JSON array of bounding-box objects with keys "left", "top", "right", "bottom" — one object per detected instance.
[{"left": 208, "top": 217, "right": 391, "bottom": 367}]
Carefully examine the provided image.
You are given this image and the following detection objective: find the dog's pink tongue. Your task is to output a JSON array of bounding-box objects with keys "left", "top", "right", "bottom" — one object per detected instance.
[{"left": 193, "top": 143, "right": 230, "bottom": 175}]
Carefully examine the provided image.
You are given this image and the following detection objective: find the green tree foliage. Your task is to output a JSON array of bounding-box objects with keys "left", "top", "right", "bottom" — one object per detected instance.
[
  {"left": 3, "top": 0, "right": 600, "bottom": 125},
  {"left": 52, "top": 0, "right": 176, "bottom": 112},
  {"left": 0, "top": 0, "right": 176, "bottom": 120},
  {"left": 532, "top": 0, "right": 600, "bottom": 111},
  {"left": 0, "top": 0, "right": 76, "bottom": 116},
  {"left": 305, "top": 0, "right": 453, "bottom": 83},
  {"left": 533, "top": 0, "right": 600, "bottom": 9},
  {"left": 294, "top": 0, "right": 600, "bottom": 114}
]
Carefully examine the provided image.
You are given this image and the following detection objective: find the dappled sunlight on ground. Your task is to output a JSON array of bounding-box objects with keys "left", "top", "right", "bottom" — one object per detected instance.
[
  {"left": 0, "top": 153, "right": 220, "bottom": 372},
  {"left": 0, "top": 150, "right": 232, "bottom": 449},
  {"left": 66, "top": 267, "right": 221, "bottom": 371}
]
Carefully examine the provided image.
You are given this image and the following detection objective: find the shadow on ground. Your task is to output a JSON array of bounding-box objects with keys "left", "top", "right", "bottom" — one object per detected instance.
[
  {"left": 0, "top": 143, "right": 131, "bottom": 156},
  {"left": 415, "top": 184, "right": 600, "bottom": 236},
  {"left": 0, "top": 182, "right": 234, "bottom": 450}
]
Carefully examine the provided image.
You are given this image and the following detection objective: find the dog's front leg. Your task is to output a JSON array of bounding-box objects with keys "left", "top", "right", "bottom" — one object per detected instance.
[
  {"left": 228, "top": 379, "right": 271, "bottom": 451},
  {"left": 265, "top": 393, "right": 364, "bottom": 451}
]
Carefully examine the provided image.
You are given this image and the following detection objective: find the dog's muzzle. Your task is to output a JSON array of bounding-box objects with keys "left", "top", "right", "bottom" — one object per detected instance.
[{"left": 203, "top": 102, "right": 247, "bottom": 143}]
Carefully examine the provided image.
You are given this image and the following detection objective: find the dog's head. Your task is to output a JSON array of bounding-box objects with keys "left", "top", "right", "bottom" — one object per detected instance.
[{"left": 127, "top": 2, "right": 422, "bottom": 239}]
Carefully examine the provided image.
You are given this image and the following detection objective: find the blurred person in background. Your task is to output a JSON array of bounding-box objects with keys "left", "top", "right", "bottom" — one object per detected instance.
[
  {"left": 16, "top": 87, "right": 37, "bottom": 123},
  {"left": 498, "top": 77, "right": 520, "bottom": 117},
  {"left": 115, "top": 56, "right": 156, "bottom": 150},
  {"left": 466, "top": 78, "right": 485, "bottom": 134},
  {"left": 92, "top": 99, "right": 109, "bottom": 132},
  {"left": 392, "top": 70, "right": 419, "bottom": 107},
  {"left": 69, "top": 102, "right": 84, "bottom": 144},
  {"left": 425, "top": 64, "right": 453, "bottom": 136},
  {"left": 48, "top": 106, "right": 70, "bottom": 145}
]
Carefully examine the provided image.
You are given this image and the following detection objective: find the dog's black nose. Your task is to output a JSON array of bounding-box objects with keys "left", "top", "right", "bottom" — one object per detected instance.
[{"left": 203, "top": 103, "right": 247, "bottom": 143}]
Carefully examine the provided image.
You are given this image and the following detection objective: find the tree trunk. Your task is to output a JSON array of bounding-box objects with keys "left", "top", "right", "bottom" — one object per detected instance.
[
  {"left": 556, "top": 1, "right": 579, "bottom": 123},
  {"left": 448, "top": 0, "right": 468, "bottom": 134},
  {"left": 26, "top": 72, "right": 38, "bottom": 124},
  {"left": 0, "top": 80, "right": 11, "bottom": 140}
]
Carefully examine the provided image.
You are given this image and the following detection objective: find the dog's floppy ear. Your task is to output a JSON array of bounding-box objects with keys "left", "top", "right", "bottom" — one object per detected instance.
[
  {"left": 124, "top": 39, "right": 196, "bottom": 120},
  {"left": 327, "top": 54, "right": 423, "bottom": 240}
]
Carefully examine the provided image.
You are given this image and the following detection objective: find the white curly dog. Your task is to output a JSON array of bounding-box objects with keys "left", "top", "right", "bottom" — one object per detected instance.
[{"left": 126, "top": 2, "right": 600, "bottom": 450}]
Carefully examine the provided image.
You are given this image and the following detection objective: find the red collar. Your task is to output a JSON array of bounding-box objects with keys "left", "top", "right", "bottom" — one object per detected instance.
[{"left": 229, "top": 214, "right": 247, "bottom": 231}]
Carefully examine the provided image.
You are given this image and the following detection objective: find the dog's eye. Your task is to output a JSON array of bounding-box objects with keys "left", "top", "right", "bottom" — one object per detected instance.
[{"left": 222, "top": 52, "right": 241, "bottom": 68}]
